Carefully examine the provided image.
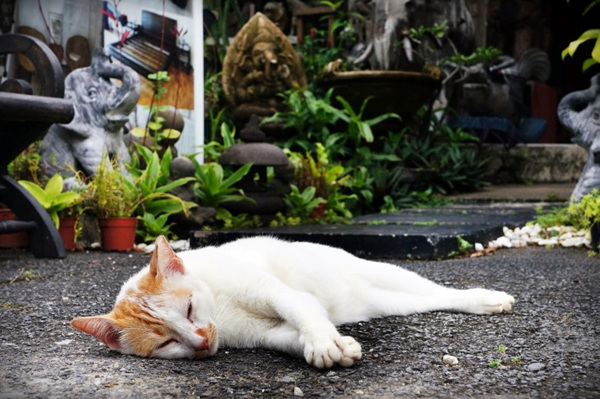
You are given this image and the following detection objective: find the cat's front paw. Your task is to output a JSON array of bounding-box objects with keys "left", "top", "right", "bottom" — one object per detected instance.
[
  {"left": 304, "top": 335, "right": 362, "bottom": 369},
  {"left": 464, "top": 288, "right": 515, "bottom": 315}
]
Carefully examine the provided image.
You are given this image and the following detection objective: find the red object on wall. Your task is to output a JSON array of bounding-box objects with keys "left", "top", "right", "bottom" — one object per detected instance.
[{"left": 531, "top": 82, "right": 558, "bottom": 143}]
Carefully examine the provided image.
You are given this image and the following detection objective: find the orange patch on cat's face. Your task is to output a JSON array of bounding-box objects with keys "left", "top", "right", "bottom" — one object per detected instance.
[{"left": 111, "top": 296, "right": 172, "bottom": 357}]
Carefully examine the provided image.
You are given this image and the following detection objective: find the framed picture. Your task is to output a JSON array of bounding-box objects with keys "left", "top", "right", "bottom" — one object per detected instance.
[{"left": 49, "top": 12, "right": 62, "bottom": 43}]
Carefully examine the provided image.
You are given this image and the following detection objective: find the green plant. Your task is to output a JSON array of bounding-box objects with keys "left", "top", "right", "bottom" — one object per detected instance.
[
  {"left": 568, "top": 189, "right": 600, "bottom": 230},
  {"left": 126, "top": 145, "right": 198, "bottom": 242},
  {"left": 457, "top": 236, "right": 473, "bottom": 253},
  {"left": 8, "top": 141, "right": 42, "bottom": 183},
  {"left": 264, "top": 89, "right": 342, "bottom": 154},
  {"left": 295, "top": 7, "right": 354, "bottom": 89},
  {"left": 204, "top": 0, "right": 243, "bottom": 66},
  {"left": 88, "top": 157, "right": 141, "bottom": 218},
  {"left": 442, "top": 46, "right": 502, "bottom": 67},
  {"left": 327, "top": 96, "right": 401, "bottom": 145},
  {"left": 130, "top": 71, "right": 181, "bottom": 149},
  {"left": 213, "top": 209, "right": 261, "bottom": 230},
  {"left": 562, "top": 1, "right": 600, "bottom": 72},
  {"left": 488, "top": 345, "right": 523, "bottom": 368},
  {"left": 137, "top": 212, "right": 176, "bottom": 242},
  {"left": 18, "top": 174, "right": 82, "bottom": 229},
  {"left": 9, "top": 268, "right": 41, "bottom": 283},
  {"left": 412, "top": 219, "right": 439, "bottom": 226},
  {"left": 529, "top": 206, "right": 572, "bottom": 229},
  {"left": 284, "top": 185, "right": 325, "bottom": 219},
  {"left": 269, "top": 212, "right": 303, "bottom": 227},
  {"left": 562, "top": 29, "right": 600, "bottom": 72},
  {"left": 127, "top": 144, "right": 197, "bottom": 218},
  {"left": 488, "top": 359, "right": 501, "bottom": 368},
  {"left": 395, "top": 111, "right": 490, "bottom": 196},
  {"left": 202, "top": 120, "right": 237, "bottom": 162},
  {"left": 192, "top": 162, "right": 252, "bottom": 209},
  {"left": 409, "top": 21, "right": 448, "bottom": 41}
]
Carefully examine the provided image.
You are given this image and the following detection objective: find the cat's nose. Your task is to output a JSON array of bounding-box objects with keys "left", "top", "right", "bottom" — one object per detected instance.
[
  {"left": 193, "top": 327, "right": 212, "bottom": 351},
  {"left": 192, "top": 339, "right": 208, "bottom": 351}
]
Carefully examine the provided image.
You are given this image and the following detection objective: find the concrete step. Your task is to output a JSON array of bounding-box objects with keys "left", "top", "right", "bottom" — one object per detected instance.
[{"left": 190, "top": 203, "right": 555, "bottom": 259}]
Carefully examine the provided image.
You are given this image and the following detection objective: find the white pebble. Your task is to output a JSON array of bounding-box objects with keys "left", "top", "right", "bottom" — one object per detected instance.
[
  {"left": 496, "top": 236, "right": 513, "bottom": 248},
  {"left": 170, "top": 239, "right": 190, "bottom": 252},
  {"left": 443, "top": 355, "right": 459, "bottom": 365},
  {"left": 560, "top": 237, "right": 588, "bottom": 247},
  {"left": 294, "top": 386, "right": 305, "bottom": 397},
  {"left": 527, "top": 362, "right": 545, "bottom": 372},
  {"left": 474, "top": 243, "right": 484, "bottom": 252},
  {"left": 538, "top": 238, "right": 558, "bottom": 246}
]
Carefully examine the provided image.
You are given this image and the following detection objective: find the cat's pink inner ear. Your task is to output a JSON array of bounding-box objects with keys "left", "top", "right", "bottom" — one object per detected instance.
[
  {"left": 71, "top": 315, "right": 122, "bottom": 350},
  {"left": 151, "top": 235, "right": 185, "bottom": 278}
]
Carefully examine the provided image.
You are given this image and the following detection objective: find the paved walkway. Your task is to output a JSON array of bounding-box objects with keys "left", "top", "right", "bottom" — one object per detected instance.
[{"left": 0, "top": 244, "right": 597, "bottom": 398}]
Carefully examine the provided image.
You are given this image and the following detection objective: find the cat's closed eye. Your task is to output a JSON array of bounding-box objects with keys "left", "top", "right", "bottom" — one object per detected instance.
[
  {"left": 157, "top": 338, "right": 178, "bottom": 349},
  {"left": 187, "top": 302, "right": 193, "bottom": 323}
]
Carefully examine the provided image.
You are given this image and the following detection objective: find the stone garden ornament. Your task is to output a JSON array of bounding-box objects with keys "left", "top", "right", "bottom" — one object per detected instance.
[
  {"left": 222, "top": 12, "right": 306, "bottom": 121},
  {"left": 40, "top": 48, "right": 141, "bottom": 189},
  {"left": 557, "top": 73, "right": 600, "bottom": 203}
]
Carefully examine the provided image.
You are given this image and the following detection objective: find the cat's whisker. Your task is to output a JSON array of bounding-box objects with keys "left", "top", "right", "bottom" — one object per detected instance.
[{"left": 212, "top": 294, "right": 236, "bottom": 329}]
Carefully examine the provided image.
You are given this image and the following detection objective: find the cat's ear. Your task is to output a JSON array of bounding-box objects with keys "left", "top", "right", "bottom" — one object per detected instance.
[
  {"left": 71, "top": 315, "right": 122, "bottom": 350},
  {"left": 149, "top": 235, "right": 185, "bottom": 279}
]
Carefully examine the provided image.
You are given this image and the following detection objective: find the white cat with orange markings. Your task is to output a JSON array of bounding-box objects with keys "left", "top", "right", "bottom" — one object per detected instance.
[{"left": 71, "top": 236, "right": 515, "bottom": 369}]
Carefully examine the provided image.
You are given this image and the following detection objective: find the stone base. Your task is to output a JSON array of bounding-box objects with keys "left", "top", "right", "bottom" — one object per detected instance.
[{"left": 483, "top": 144, "right": 586, "bottom": 183}]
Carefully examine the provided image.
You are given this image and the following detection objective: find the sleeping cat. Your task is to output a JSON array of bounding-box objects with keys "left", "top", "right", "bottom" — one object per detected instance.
[{"left": 71, "top": 235, "right": 514, "bottom": 369}]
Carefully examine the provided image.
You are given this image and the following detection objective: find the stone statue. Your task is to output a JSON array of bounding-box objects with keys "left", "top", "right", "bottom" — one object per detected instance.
[
  {"left": 40, "top": 48, "right": 141, "bottom": 189},
  {"left": 222, "top": 12, "right": 307, "bottom": 121},
  {"left": 352, "top": 0, "right": 475, "bottom": 71},
  {"left": 557, "top": 73, "right": 600, "bottom": 203}
]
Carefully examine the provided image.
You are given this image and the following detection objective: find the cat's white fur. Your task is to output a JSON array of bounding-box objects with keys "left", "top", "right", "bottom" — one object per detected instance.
[{"left": 118, "top": 236, "right": 514, "bottom": 368}]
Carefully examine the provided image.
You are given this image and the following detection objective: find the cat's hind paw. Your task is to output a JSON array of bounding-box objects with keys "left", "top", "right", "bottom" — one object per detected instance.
[{"left": 304, "top": 335, "right": 362, "bottom": 369}]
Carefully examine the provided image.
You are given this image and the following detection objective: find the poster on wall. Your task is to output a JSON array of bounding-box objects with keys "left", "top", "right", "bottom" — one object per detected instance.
[
  {"left": 102, "top": 1, "right": 193, "bottom": 108},
  {"left": 102, "top": 0, "right": 195, "bottom": 154}
]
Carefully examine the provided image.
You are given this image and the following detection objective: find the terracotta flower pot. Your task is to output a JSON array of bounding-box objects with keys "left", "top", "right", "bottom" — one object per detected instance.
[
  {"left": 0, "top": 209, "right": 29, "bottom": 248},
  {"left": 98, "top": 217, "right": 138, "bottom": 252},
  {"left": 59, "top": 217, "right": 78, "bottom": 252}
]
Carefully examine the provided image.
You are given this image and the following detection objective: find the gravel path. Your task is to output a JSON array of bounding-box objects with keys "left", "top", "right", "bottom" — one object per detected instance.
[{"left": 0, "top": 246, "right": 598, "bottom": 398}]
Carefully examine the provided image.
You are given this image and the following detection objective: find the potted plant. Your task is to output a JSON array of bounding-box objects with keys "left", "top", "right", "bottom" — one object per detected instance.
[
  {"left": 87, "top": 158, "right": 141, "bottom": 252},
  {"left": 89, "top": 148, "right": 197, "bottom": 251},
  {"left": 18, "top": 174, "right": 83, "bottom": 251}
]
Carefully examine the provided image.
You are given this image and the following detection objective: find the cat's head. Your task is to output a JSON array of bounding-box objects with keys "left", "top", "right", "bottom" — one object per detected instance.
[{"left": 71, "top": 236, "right": 218, "bottom": 359}]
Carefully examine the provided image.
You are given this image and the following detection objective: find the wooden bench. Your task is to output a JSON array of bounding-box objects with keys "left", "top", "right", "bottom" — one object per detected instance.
[{"left": 0, "top": 33, "right": 74, "bottom": 258}]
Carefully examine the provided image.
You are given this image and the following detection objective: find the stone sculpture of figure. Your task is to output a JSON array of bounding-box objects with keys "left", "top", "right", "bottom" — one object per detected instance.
[
  {"left": 40, "top": 48, "right": 141, "bottom": 189},
  {"left": 353, "top": 0, "right": 474, "bottom": 71},
  {"left": 557, "top": 73, "right": 600, "bottom": 203},
  {"left": 222, "top": 12, "right": 307, "bottom": 121}
]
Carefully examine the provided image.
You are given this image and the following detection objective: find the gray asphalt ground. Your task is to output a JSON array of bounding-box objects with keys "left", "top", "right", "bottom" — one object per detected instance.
[{"left": 0, "top": 244, "right": 599, "bottom": 398}]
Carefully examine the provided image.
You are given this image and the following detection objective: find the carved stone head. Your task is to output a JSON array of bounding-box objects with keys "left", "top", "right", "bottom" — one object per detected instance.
[{"left": 222, "top": 12, "right": 306, "bottom": 119}]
